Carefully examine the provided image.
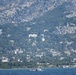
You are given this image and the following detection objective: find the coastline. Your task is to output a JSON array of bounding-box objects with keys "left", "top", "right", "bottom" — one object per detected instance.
[
  {"left": 0, "top": 68, "right": 29, "bottom": 70},
  {"left": 0, "top": 67, "right": 76, "bottom": 70}
]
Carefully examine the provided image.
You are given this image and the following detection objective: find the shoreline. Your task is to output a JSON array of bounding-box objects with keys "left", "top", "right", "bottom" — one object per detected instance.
[{"left": 0, "top": 67, "right": 76, "bottom": 70}]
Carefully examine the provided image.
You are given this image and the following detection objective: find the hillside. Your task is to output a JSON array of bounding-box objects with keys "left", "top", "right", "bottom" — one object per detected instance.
[{"left": 0, "top": 0, "right": 76, "bottom": 68}]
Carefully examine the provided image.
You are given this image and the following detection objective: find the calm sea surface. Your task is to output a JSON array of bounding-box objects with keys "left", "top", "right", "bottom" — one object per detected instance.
[{"left": 0, "top": 68, "right": 76, "bottom": 75}]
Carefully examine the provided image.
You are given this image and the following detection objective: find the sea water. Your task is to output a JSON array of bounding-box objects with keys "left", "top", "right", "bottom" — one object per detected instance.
[{"left": 0, "top": 68, "right": 76, "bottom": 75}]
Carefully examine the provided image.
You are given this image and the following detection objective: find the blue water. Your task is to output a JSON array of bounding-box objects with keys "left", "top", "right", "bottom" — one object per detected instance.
[{"left": 0, "top": 68, "right": 76, "bottom": 75}]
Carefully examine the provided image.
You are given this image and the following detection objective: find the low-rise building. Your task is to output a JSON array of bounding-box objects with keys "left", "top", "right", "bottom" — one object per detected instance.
[{"left": 2, "top": 57, "right": 9, "bottom": 63}]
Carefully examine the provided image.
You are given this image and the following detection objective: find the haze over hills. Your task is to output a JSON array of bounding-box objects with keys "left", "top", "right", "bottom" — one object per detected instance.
[
  {"left": 0, "top": 0, "right": 69, "bottom": 24},
  {"left": 0, "top": 0, "right": 76, "bottom": 68}
]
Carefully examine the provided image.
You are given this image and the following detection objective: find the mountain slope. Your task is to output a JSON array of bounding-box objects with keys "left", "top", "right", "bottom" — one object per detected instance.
[
  {"left": 0, "top": 0, "right": 68, "bottom": 24},
  {"left": 0, "top": 0, "right": 76, "bottom": 68}
]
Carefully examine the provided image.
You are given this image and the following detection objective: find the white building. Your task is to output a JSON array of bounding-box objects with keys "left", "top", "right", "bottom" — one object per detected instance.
[
  {"left": 2, "top": 57, "right": 9, "bottom": 62},
  {"left": 28, "top": 34, "right": 37, "bottom": 38}
]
